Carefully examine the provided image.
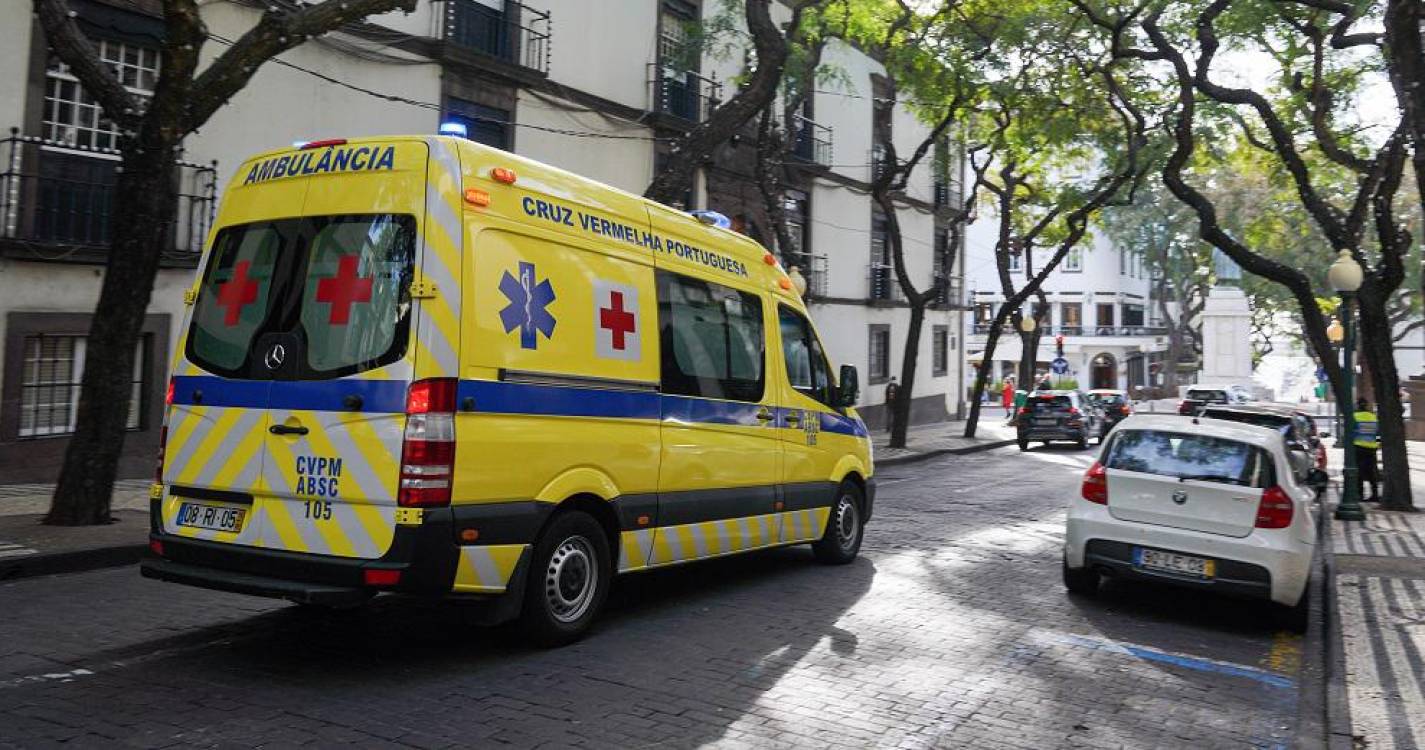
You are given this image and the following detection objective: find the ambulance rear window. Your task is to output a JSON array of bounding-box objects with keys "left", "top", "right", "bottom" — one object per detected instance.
[{"left": 188, "top": 214, "right": 416, "bottom": 379}]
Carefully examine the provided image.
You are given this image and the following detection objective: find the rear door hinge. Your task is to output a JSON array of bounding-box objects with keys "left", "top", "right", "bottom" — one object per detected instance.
[
  {"left": 409, "top": 278, "right": 439, "bottom": 299},
  {"left": 183, "top": 288, "right": 198, "bottom": 305}
]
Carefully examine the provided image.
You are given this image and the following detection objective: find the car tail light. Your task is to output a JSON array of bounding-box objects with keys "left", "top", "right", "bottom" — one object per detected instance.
[
  {"left": 1068, "top": 406, "right": 1080, "bottom": 416},
  {"left": 399, "top": 378, "right": 457, "bottom": 508},
  {"left": 1314, "top": 444, "right": 1327, "bottom": 470},
  {"left": 1120, "top": 404, "right": 1132, "bottom": 416},
  {"left": 149, "top": 539, "right": 164, "bottom": 557},
  {"left": 1177, "top": 400, "right": 1191, "bottom": 415},
  {"left": 1255, "top": 486, "right": 1294, "bottom": 528},
  {"left": 1018, "top": 407, "right": 1029, "bottom": 416},
  {"left": 1081, "top": 461, "right": 1108, "bottom": 504}
]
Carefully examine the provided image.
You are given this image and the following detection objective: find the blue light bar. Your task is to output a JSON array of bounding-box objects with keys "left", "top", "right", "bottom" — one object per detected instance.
[{"left": 439, "top": 121, "right": 468, "bottom": 138}]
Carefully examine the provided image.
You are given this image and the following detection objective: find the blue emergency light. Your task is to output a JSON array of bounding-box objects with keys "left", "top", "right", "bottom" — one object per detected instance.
[{"left": 439, "top": 121, "right": 469, "bottom": 138}]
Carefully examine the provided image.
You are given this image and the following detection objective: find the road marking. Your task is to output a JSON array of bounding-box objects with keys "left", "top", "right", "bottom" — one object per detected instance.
[
  {"left": 0, "top": 541, "right": 37, "bottom": 558},
  {"left": 1033, "top": 630, "right": 1297, "bottom": 690},
  {"left": 1265, "top": 631, "right": 1302, "bottom": 675},
  {"left": 0, "top": 668, "right": 94, "bottom": 688}
]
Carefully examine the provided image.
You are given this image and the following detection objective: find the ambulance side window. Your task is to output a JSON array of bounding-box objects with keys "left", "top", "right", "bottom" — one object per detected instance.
[
  {"left": 657, "top": 271, "right": 765, "bottom": 403},
  {"left": 777, "top": 306, "right": 834, "bottom": 408}
]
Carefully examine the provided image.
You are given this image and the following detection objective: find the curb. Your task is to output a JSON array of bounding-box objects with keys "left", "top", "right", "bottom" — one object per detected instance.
[
  {"left": 877, "top": 439, "right": 1017, "bottom": 467},
  {"left": 1320, "top": 492, "right": 1357, "bottom": 750},
  {"left": 0, "top": 544, "right": 147, "bottom": 582}
]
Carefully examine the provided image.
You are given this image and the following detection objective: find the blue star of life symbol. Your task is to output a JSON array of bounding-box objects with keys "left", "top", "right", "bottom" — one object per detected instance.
[{"left": 498, "top": 261, "right": 557, "bottom": 350}]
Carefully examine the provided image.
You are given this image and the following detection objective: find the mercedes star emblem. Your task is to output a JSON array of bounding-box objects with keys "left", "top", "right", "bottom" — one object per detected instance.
[{"left": 264, "top": 343, "right": 286, "bottom": 370}]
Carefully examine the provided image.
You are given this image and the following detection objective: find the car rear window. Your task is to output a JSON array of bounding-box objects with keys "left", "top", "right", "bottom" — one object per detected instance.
[
  {"left": 1186, "top": 389, "right": 1228, "bottom": 402},
  {"left": 188, "top": 214, "right": 416, "bottom": 379},
  {"left": 1103, "top": 429, "right": 1273, "bottom": 488},
  {"left": 1030, "top": 395, "right": 1072, "bottom": 412},
  {"left": 1090, "top": 393, "right": 1125, "bottom": 406},
  {"left": 1202, "top": 409, "right": 1293, "bottom": 436}
]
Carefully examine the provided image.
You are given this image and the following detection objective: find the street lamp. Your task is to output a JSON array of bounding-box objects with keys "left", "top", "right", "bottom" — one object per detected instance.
[
  {"left": 1326, "top": 318, "right": 1345, "bottom": 447},
  {"left": 1019, "top": 316, "right": 1037, "bottom": 333},
  {"left": 1328, "top": 250, "right": 1365, "bottom": 521}
]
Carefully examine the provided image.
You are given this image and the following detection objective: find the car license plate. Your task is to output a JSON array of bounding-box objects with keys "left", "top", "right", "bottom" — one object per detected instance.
[
  {"left": 1134, "top": 547, "right": 1215, "bottom": 579},
  {"left": 1035, "top": 417, "right": 1056, "bottom": 426},
  {"left": 176, "top": 502, "right": 246, "bottom": 533}
]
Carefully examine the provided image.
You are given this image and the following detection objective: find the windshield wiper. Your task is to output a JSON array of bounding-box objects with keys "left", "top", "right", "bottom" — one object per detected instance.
[{"left": 1177, "top": 474, "right": 1247, "bottom": 486}]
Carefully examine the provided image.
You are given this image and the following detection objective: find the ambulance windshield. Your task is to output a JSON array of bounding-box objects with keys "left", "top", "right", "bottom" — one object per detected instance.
[{"left": 187, "top": 214, "right": 416, "bottom": 379}]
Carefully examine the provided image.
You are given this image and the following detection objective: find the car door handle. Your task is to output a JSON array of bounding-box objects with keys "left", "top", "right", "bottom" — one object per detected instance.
[
  {"left": 783, "top": 412, "right": 801, "bottom": 425},
  {"left": 756, "top": 408, "right": 776, "bottom": 422},
  {"left": 269, "top": 424, "right": 309, "bottom": 436}
]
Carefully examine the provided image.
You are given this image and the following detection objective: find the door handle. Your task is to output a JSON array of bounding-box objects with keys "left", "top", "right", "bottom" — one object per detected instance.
[
  {"left": 269, "top": 424, "right": 309, "bottom": 436},
  {"left": 756, "top": 408, "right": 776, "bottom": 422},
  {"left": 783, "top": 411, "right": 801, "bottom": 425}
]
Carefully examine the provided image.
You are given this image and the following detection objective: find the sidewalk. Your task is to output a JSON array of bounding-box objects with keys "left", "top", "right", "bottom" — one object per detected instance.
[
  {"left": 1322, "top": 441, "right": 1425, "bottom": 750},
  {"left": 0, "top": 480, "right": 151, "bottom": 581},
  {"left": 871, "top": 417, "right": 1018, "bottom": 465}
]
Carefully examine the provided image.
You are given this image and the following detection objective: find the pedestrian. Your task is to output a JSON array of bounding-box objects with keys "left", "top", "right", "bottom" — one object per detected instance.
[
  {"left": 885, "top": 377, "right": 900, "bottom": 434},
  {"left": 1002, "top": 377, "right": 1015, "bottom": 417},
  {"left": 1353, "top": 398, "right": 1380, "bottom": 502}
]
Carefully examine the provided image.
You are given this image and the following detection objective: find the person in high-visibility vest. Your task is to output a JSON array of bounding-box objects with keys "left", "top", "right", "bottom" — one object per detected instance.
[{"left": 1353, "top": 398, "right": 1380, "bottom": 502}]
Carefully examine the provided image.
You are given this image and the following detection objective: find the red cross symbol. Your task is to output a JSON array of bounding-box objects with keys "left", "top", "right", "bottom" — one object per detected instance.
[
  {"left": 315, "top": 255, "right": 373, "bottom": 325},
  {"left": 216, "top": 260, "right": 259, "bottom": 327},
  {"left": 599, "top": 291, "right": 637, "bottom": 350}
]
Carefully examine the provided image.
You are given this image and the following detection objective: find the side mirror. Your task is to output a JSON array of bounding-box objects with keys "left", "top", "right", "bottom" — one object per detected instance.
[{"left": 838, "top": 364, "right": 859, "bottom": 407}]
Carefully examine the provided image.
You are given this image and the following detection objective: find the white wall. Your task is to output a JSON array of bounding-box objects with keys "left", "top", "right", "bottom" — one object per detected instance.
[
  {"left": 541, "top": 0, "right": 660, "bottom": 111},
  {"left": 0, "top": 3, "right": 30, "bottom": 133},
  {"left": 514, "top": 90, "right": 654, "bottom": 196}
]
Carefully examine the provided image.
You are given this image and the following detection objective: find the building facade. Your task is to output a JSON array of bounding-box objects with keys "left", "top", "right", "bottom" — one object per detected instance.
[
  {"left": 0, "top": 0, "right": 965, "bottom": 481},
  {"left": 964, "top": 225, "right": 1170, "bottom": 394}
]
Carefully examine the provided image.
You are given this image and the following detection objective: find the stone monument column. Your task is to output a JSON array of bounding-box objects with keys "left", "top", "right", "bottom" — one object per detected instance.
[{"left": 1196, "top": 251, "right": 1254, "bottom": 388}]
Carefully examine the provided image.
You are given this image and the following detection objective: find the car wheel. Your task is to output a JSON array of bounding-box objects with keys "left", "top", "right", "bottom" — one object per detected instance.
[
  {"left": 1018, "top": 437, "right": 1029, "bottom": 451},
  {"left": 1062, "top": 556, "right": 1099, "bottom": 596},
  {"left": 1076, "top": 434, "right": 1088, "bottom": 450},
  {"left": 519, "top": 510, "right": 611, "bottom": 647},
  {"left": 813, "top": 483, "right": 865, "bottom": 565},
  {"left": 1274, "top": 586, "right": 1310, "bottom": 634}
]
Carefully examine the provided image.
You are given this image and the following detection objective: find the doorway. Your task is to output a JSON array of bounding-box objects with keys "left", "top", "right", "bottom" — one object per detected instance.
[{"left": 1090, "top": 353, "right": 1117, "bottom": 390}]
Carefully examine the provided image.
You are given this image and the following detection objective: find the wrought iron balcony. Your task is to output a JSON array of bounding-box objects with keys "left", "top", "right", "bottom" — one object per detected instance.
[
  {"left": 868, "top": 263, "right": 904, "bottom": 303},
  {"left": 784, "top": 251, "right": 828, "bottom": 299},
  {"left": 929, "top": 276, "right": 966, "bottom": 310},
  {"left": 1, "top": 131, "right": 216, "bottom": 262},
  {"left": 443, "top": 0, "right": 551, "bottom": 74},
  {"left": 789, "top": 114, "right": 832, "bottom": 167},
  {"left": 650, "top": 64, "right": 722, "bottom": 123},
  {"left": 969, "top": 323, "right": 1167, "bottom": 337}
]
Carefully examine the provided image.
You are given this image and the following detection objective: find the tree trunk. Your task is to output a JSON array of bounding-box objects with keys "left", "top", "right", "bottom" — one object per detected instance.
[
  {"left": 1357, "top": 288, "right": 1416, "bottom": 510},
  {"left": 1384, "top": 0, "right": 1425, "bottom": 221},
  {"left": 645, "top": 0, "right": 796, "bottom": 205},
  {"left": 46, "top": 143, "right": 178, "bottom": 525},
  {"left": 964, "top": 317, "right": 1007, "bottom": 439},
  {"left": 890, "top": 302, "right": 926, "bottom": 448}
]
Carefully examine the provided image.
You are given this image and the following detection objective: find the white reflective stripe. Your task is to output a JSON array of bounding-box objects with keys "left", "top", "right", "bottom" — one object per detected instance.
[
  {"left": 462, "top": 546, "right": 502, "bottom": 587},
  {"left": 193, "top": 410, "right": 263, "bottom": 487}
]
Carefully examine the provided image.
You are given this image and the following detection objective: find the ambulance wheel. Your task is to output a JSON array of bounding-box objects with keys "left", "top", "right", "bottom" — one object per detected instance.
[
  {"left": 813, "top": 483, "right": 864, "bottom": 565},
  {"left": 520, "top": 511, "right": 611, "bottom": 647}
]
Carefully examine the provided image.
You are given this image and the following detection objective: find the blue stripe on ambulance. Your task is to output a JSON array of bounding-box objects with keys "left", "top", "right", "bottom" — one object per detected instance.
[{"left": 169, "top": 375, "right": 868, "bottom": 437}]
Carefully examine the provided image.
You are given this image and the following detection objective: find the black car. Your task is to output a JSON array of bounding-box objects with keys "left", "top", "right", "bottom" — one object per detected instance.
[
  {"left": 1198, "top": 405, "right": 1329, "bottom": 495},
  {"left": 1178, "top": 387, "right": 1232, "bottom": 415},
  {"left": 1016, "top": 391, "right": 1102, "bottom": 450},
  {"left": 1084, "top": 389, "right": 1132, "bottom": 439}
]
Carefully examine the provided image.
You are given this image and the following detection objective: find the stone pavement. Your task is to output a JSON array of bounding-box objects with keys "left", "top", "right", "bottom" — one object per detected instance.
[
  {"left": 871, "top": 418, "right": 1017, "bottom": 465},
  {"left": 1326, "top": 440, "right": 1425, "bottom": 750},
  {"left": 0, "top": 480, "right": 150, "bottom": 580}
]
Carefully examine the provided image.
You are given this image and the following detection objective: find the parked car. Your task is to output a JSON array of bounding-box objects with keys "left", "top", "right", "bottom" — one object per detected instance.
[
  {"left": 1197, "top": 405, "right": 1329, "bottom": 496},
  {"left": 1085, "top": 389, "right": 1132, "bottom": 440},
  {"left": 1063, "top": 415, "right": 1317, "bottom": 631},
  {"left": 1177, "top": 387, "right": 1232, "bottom": 415},
  {"left": 1017, "top": 391, "right": 1102, "bottom": 450}
]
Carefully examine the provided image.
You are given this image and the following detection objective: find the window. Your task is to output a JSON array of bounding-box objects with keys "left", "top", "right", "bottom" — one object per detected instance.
[
  {"left": 188, "top": 215, "right": 417, "bottom": 379},
  {"left": 657, "top": 272, "right": 765, "bottom": 402},
  {"left": 870, "top": 209, "right": 893, "bottom": 300},
  {"left": 1119, "top": 248, "right": 1127, "bottom": 275},
  {"left": 778, "top": 306, "right": 834, "bottom": 407},
  {"left": 974, "top": 302, "right": 995, "bottom": 324},
  {"left": 1123, "top": 303, "right": 1145, "bottom": 327},
  {"left": 443, "top": 97, "right": 511, "bottom": 151},
  {"left": 45, "top": 40, "right": 158, "bottom": 150},
  {"left": 1062, "top": 303, "right": 1082, "bottom": 332},
  {"left": 1064, "top": 247, "right": 1083, "bottom": 272},
  {"left": 1008, "top": 250, "right": 1022, "bottom": 272},
  {"left": 782, "top": 189, "right": 810, "bottom": 261},
  {"left": 868, "top": 324, "right": 891, "bottom": 383},
  {"left": 1096, "top": 303, "right": 1116, "bottom": 329},
  {"left": 932, "top": 326, "right": 948, "bottom": 376},
  {"left": 1033, "top": 302, "right": 1052, "bottom": 329},
  {"left": 19, "top": 334, "right": 144, "bottom": 438},
  {"left": 1103, "top": 430, "right": 1272, "bottom": 488}
]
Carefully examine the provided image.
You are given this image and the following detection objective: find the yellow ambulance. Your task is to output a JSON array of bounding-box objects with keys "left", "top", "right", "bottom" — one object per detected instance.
[{"left": 141, "top": 135, "right": 874, "bottom": 644}]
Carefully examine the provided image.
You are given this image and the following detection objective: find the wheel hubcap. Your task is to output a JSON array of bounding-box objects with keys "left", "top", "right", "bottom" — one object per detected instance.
[
  {"left": 544, "top": 535, "right": 597, "bottom": 623},
  {"left": 834, "top": 496, "right": 859, "bottom": 551}
]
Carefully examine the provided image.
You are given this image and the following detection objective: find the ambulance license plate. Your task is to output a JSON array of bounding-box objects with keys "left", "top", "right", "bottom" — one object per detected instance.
[
  {"left": 1134, "top": 547, "right": 1214, "bottom": 579},
  {"left": 176, "top": 502, "right": 245, "bottom": 533}
]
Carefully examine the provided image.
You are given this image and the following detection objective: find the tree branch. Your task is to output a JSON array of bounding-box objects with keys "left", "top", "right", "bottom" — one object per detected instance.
[{"left": 35, "top": 0, "right": 142, "bottom": 130}]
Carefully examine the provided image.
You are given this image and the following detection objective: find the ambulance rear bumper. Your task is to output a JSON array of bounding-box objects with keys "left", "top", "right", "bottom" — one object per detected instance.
[{"left": 141, "top": 557, "right": 373, "bottom": 607}]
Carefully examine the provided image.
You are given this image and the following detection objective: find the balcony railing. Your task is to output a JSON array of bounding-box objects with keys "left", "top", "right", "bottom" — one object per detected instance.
[
  {"left": 970, "top": 323, "right": 1167, "bottom": 337},
  {"left": 650, "top": 65, "right": 722, "bottom": 123},
  {"left": 1, "top": 132, "right": 216, "bottom": 260},
  {"left": 789, "top": 114, "right": 832, "bottom": 167},
  {"left": 784, "top": 252, "right": 828, "bottom": 299},
  {"left": 444, "top": 0, "right": 551, "bottom": 74},
  {"left": 929, "top": 276, "right": 966, "bottom": 310},
  {"left": 868, "top": 263, "right": 904, "bottom": 303}
]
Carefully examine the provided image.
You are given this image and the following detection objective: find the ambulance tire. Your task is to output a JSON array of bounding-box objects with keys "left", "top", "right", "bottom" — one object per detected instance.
[
  {"left": 520, "top": 510, "right": 611, "bottom": 647},
  {"left": 812, "top": 483, "right": 865, "bottom": 565}
]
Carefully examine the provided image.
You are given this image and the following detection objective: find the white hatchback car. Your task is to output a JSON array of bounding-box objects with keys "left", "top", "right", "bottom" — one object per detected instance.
[{"left": 1063, "top": 414, "right": 1316, "bottom": 630}]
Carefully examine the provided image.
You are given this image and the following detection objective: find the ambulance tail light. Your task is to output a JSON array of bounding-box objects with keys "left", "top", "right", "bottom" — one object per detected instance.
[{"left": 399, "top": 378, "right": 457, "bottom": 507}]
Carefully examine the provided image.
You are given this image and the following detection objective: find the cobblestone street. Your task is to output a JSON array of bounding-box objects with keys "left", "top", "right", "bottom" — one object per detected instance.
[{"left": 0, "top": 447, "right": 1306, "bottom": 749}]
